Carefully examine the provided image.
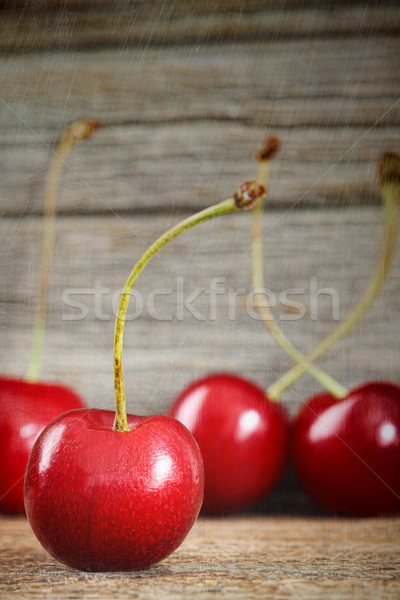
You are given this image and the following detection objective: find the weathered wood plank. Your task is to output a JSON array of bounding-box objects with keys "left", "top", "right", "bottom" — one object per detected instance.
[
  {"left": 0, "top": 516, "right": 399, "bottom": 599},
  {"left": 1, "top": 40, "right": 398, "bottom": 129},
  {"left": 1, "top": 3, "right": 399, "bottom": 51},
  {"left": 1, "top": 36, "right": 399, "bottom": 214},
  {"left": 1, "top": 209, "right": 399, "bottom": 418},
  {"left": 1, "top": 0, "right": 395, "bottom": 16},
  {"left": 1, "top": 122, "right": 399, "bottom": 215}
]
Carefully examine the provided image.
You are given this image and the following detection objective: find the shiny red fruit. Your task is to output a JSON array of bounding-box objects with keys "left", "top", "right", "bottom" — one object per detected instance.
[
  {"left": 0, "top": 376, "right": 86, "bottom": 514},
  {"left": 168, "top": 373, "right": 289, "bottom": 515},
  {"left": 291, "top": 381, "right": 400, "bottom": 516},
  {"left": 24, "top": 408, "right": 204, "bottom": 572}
]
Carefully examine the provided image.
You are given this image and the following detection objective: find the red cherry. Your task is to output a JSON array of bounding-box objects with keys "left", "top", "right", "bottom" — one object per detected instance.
[
  {"left": 0, "top": 376, "right": 86, "bottom": 514},
  {"left": 168, "top": 373, "right": 289, "bottom": 515},
  {"left": 24, "top": 408, "right": 204, "bottom": 572},
  {"left": 291, "top": 381, "right": 400, "bottom": 516}
]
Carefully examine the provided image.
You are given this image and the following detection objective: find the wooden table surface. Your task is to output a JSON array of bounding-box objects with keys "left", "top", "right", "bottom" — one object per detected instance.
[
  {"left": 1, "top": 1, "right": 400, "bottom": 595},
  {"left": 1, "top": 515, "right": 400, "bottom": 599}
]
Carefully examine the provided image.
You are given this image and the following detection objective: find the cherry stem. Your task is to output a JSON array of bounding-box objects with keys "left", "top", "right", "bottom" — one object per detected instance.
[
  {"left": 26, "top": 119, "right": 102, "bottom": 382},
  {"left": 251, "top": 137, "right": 348, "bottom": 400},
  {"left": 113, "top": 181, "right": 266, "bottom": 432},
  {"left": 267, "top": 151, "right": 400, "bottom": 401}
]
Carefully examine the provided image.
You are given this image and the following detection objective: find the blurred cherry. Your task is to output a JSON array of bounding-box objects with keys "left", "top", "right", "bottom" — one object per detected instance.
[
  {"left": 291, "top": 381, "right": 400, "bottom": 516},
  {"left": 0, "top": 377, "right": 85, "bottom": 513},
  {"left": 169, "top": 373, "right": 289, "bottom": 515}
]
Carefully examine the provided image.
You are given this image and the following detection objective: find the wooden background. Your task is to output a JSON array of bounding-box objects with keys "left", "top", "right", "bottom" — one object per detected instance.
[
  {"left": 1, "top": 0, "right": 400, "bottom": 513},
  {"left": 1, "top": 0, "right": 400, "bottom": 596},
  {"left": 1, "top": 515, "right": 399, "bottom": 599}
]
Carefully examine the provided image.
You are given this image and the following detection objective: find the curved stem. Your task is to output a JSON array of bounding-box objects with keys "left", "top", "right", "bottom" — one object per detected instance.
[
  {"left": 113, "top": 181, "right": 266, "bottom": 431},
  {"left": 26, "top": 119, "right": 102, "bottom": 382},
  {"left": 251, "top": 137, "right": 348, "bottom": 400},
  {"left": 268, "top": 153, "right": 400, "bottom": 401}
]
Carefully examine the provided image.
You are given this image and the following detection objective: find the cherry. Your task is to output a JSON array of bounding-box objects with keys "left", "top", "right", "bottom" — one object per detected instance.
[
  {"left": 0, "top": 121, "right": 100, "bottom": 514},
  {"left": 0, "top": 377, "right": 85, "bottom": 513},
  {"left": 24, "top": 408, "right": 203, "bottom": 571},
  {"left": 166, "top": 136, "right": 339, "bottom": 517},
  {"left": 168, "top": 373, "right": 289, "bottom": 515},
  {"left": 270, "top": 151, "right": 400, "bottom": 515},
  {"left": 166, "top": 136, "right": 333, "bottom": 516},
  {"left": 291, "top": 382, "right": 400, "bottom": 516},
  {"left": 24, "top": 180, "right": 265, "bottom": 571}
]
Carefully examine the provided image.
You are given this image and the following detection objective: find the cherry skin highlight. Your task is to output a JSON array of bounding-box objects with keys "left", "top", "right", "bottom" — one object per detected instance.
[
  {"left": 291, "top": 381, "right": 400, "bottom": 516},
  {"left": 24, "top": 408, "right": 204, "bottom": 572},
  {"left": 0, "top": 376, "right": 86, "bottom": 513},
  {"left": 168, "top": 373, "right": 289, "bottom": 515}
]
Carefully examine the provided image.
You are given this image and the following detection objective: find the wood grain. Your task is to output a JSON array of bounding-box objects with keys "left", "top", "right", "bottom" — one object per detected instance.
[
  {"left": 1, "top": 209, "right": 399, "bottom": 417},
  {"left": 0, "top": 516, "right": 399, "bottom": 599},
  {"left": 1, "top": 2, "right": 399, "bottom": 52},
  {"left": 2, "top": 120, "right": 400, "bottom": 216},
  {"left": 1, "top": 34, "right": 398, "bottom": 214}
]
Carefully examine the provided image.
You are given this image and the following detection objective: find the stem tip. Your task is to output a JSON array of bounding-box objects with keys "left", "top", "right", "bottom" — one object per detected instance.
[
  {"left": 62, "top": 119, "right": 104, "bottom": 145},
  {"left": 234, "top": 181, "right": 267, "bottom": 210},
  {"left": 255, "top": 136, "right": 282, "bottom": 162}
]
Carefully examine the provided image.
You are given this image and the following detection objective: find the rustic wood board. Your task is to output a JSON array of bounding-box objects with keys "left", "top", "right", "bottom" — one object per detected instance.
[
  {"left": 1, "top": 1, "right": 399, "bottom": 51},
  {"left": 1, "top": 35, "right": 399, "bottom": 213},
  {"left": 0, "top": 516, "right": 399, "bottom": 599},
  {"left": 1, "top": 209, "right": 399, "bottom": 417},
  {"left": 2, "top": 119, "right": 400, "bottom": 216}
]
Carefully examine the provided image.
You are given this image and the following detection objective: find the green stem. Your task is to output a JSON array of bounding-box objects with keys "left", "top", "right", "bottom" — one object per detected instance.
[
  {"left": 113, "top": 181, "right": 265, "bottom": 431},
  {"left": 268, "top": 157, "right": 400, "bottom": 401},
  {"left": 252, "top": 140, "right": 348, "bottom": 400},
  {"left": 26, "top": 119, "right": 101, "bottom": 382}
]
